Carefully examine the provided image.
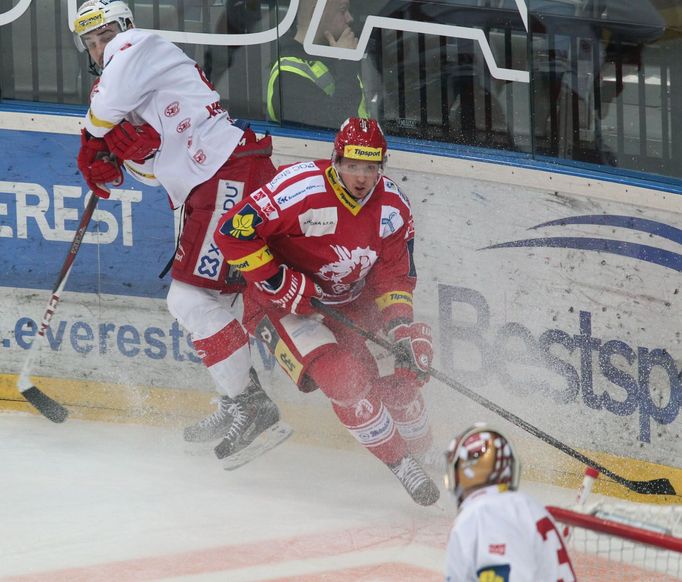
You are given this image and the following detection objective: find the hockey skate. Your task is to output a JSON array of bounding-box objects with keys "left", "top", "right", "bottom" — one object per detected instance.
[
  {"left": 184, "top": 394, "right": 236, "bottom": 443},
  {"left": 388, "top": 454, "right": 440, "bottom": 506},
  {"left": 415, "top": 445, "right": 444, "bottom": 480},
  {"left": 214, "top": 380, "right": 292, "bottom": 470}
]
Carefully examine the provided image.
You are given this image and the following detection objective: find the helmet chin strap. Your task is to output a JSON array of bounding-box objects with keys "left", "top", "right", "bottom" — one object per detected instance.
[
  {"left": 81, "top": 22, "right": 128, "bottom": 77},
  {"left": 87, "top": 53, "right": 102, "bottom": 76}
]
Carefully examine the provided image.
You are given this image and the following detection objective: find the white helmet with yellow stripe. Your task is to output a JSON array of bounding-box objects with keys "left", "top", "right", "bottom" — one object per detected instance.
[{"left": 70, "top": 0, "right": 134, "bottom": 52}]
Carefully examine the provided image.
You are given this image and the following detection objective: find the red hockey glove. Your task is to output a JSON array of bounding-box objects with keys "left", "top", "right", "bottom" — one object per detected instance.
[
  {"left": 104, "top": 121, "right": 160, "bottom": 162},
  {"left": 258, "top": 265, "right": 322, "bottom": 316},
  {"left": 390, "top": 322, "right": 433, "bottom": 385},
  {"left": 77, "top": 129, "right": 123, "bottom": 199}
]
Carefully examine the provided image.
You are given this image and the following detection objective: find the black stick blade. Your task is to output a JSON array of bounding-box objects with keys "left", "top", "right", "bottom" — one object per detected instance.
[
  {"left": 629, "top": 477, "right": 676, "bottom": 496},
  {"left": 22, "top": 386, "right": 68, "bottom": 423}
]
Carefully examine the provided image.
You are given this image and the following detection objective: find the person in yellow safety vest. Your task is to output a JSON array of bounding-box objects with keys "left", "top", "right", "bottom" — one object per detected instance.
[{"left": 267, "top": 0, "right": 368, "bottom": 128}]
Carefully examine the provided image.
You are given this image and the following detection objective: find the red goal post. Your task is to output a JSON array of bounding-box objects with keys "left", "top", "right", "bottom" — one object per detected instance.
[{"left": 547, "top": 503, "right": 682, "bottom": 581}]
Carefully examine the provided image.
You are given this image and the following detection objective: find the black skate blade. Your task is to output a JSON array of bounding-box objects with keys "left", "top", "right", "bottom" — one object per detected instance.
[{"left": 223, "top": 422, "right": 293, "bottom": 471}]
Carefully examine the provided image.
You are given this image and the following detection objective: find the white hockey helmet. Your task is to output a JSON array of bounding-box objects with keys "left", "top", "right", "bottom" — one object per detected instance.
[
  {"left": 71, "top": 0, "right": 134, "bottom": 52},
  {"left": 444, "top": 423, "right": 520, "bottom": 506}
]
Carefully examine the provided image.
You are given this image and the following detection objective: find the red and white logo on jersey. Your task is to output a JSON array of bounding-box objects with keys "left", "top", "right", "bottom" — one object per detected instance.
[
  {"left": 260, "top": 202, "right": 278, "bottom": 219},
  {"left": 251, "top": 189, "right": 266, "bottom": 202},
  {"left": 319, "top": 245, "right": 377, "bottom": 293},
  {"left": 176, "top": 118, "right": 191, "bottom": 133},
  {"left": 193, "top": 150, "right": 206, "bottom": 164},
  {"left": 489, "top": 543, "right": 506, "bottom": 555},
  {"left": 164, "top": 101, "right": 180, "bottom": 117},
  {"left": 250, "top": 189, "right": 279, "bottom": 220},
  {"left": 174, "top": 242, "right": 186, "bottom": 263}
]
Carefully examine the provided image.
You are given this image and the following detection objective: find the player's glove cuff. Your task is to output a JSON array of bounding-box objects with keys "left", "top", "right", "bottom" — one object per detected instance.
[
  {"left": 259, "top": 265, "right": 322, "bottom": 316},
  {"left": 77, "top": 129, "right": 123, "bottom": 199},
  {"left": 389, "top": 321, "right": 433, "bottom": 384},
  {"left": 104, "top": 121, "right": 161, "bottom": 162}
]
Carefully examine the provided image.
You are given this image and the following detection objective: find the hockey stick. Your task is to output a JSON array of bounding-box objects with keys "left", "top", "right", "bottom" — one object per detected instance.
[
  {"left": 17, "top": 193, "right": 100, "bottom": 423},
  {"left": 311, "top": 299, "right": 676, "bottom": 496}
]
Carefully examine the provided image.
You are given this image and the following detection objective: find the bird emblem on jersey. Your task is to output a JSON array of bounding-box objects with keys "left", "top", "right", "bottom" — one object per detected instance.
[
  {"left": 221, "top": 203, "right": 262, "bottom": 240},
  {"left": 319, "top": 245, "right": 378, "bottom": 293}
]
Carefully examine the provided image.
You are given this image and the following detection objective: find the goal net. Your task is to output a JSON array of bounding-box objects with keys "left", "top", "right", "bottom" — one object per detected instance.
[{"left": 547, "top": 502, "right": 682, "bottom": 581}]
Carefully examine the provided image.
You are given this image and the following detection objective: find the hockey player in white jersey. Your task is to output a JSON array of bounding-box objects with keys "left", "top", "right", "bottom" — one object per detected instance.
[
  {"left": 70, "top": 0, "right": 287, "bottom": 463},
  {"left": 443, "top": 424, "right": 577, "bottom": 581}
]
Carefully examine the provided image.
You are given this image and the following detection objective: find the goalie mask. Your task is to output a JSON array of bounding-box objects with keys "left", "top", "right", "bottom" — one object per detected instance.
[
  {"left": 71, "top": 0, "right": 134, "bottom": 73},
  {"left": 444, "top": 423, "right": 520, "bottom": 506}
]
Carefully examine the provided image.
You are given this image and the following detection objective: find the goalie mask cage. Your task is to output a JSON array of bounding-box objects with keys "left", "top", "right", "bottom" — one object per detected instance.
[{"left": 547, "top": 503, "right": 682, "bottom": 581}]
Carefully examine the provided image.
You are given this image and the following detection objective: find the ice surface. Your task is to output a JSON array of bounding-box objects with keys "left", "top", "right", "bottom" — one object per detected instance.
[{"left": 0, "top": 412, "right": 584, "bottom": 581}]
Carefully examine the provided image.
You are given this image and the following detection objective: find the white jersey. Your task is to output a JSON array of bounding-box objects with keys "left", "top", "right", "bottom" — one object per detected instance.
[
  {"left": 445, "top": 486, "right": 576, "bottom": 582},
  {"left": 84, "top": 28, "right": 244, "bottom": 208}
]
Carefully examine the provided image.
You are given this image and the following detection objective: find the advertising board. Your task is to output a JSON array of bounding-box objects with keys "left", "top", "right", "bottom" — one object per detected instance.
[{"left": 1, "top": 113, "right": 681, "bottom": 490}]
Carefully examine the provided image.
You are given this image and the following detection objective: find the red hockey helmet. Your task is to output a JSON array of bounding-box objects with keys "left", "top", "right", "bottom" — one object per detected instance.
[
  {"left": 444, "top": 423, "right": 520, "bottom": 506},
  {"left": 333, "top": 118, "right": 387, "bottom": 165}
]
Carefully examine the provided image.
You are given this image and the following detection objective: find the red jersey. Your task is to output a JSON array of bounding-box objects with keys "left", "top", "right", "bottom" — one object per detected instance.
[{"left": 214, "top": 160, "right": 417, "bottom": 327}]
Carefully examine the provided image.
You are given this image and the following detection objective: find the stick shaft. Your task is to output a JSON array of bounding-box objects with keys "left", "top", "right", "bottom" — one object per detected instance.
[
  {"left": 311, "top": 299, "right": 675, "bottom": 496},
  {"left": 16, "top": 194, "right": 99, "bottom": 421}
]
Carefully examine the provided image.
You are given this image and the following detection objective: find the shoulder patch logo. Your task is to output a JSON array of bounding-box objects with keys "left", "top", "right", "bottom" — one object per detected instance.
[
  {"left": 220, "top": 204, "right": 262, "bottom": 240},
  {"left": 383, "top": 179, "right": 398, "bottom": 192},
  {"left": 380, "top": 205, "right": 404, "bottom": 238},
  {"left": 476, "top": 564, "right": 510, "bottom": 582},
  {"left": 250, "top": 188, "right": 279, "bottom": 220},
  {"left": 383, "top": 177, "right": 411, "bottom": 209}
]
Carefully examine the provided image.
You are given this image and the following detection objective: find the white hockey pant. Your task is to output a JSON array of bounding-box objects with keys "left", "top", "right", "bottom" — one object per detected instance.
[{"left": 166, "top": 279, "right": 251, "bottom": 398}]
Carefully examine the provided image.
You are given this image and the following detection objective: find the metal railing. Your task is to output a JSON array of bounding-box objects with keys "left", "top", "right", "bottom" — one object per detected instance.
[{"left": 0, "top": 0, "right": 679, "bottom": 182}]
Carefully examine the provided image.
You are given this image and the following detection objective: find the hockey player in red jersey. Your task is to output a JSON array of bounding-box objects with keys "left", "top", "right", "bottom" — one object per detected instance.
[
  {"left": 444, "top": 424, "right": 577, "bottom": 581},
  {"left": 214, "top": 118, "right": 440, "bottom": 505},
  {"left": 70, "top": 0, "right": 284, "bottom": 459}
]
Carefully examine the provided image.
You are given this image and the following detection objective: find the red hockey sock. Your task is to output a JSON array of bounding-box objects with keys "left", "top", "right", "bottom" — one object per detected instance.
[
  {"left": 305, "top": 350, "right": 407, "bottom": 463},
  {"left": 385, "top": 393, "right": 433, "bottom": 456},
  {"left": 372, "top": 376, "right": 432, "bottom": 456},
  {"left": 192, "top": 319, "right": 249, "bottom": 367},
  {"left": 331, "top": 396, "right": 407, "bottom": 464}
]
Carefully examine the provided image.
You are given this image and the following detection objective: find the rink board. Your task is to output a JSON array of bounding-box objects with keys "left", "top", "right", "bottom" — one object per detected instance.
[{"left": 2, "top": 111, "right": 682, "bottom": 500}]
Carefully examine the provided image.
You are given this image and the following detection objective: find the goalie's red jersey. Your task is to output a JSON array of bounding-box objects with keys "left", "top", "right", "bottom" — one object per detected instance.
[{"left": 214, "top": 159, "right": 417, "bottom": 327}]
